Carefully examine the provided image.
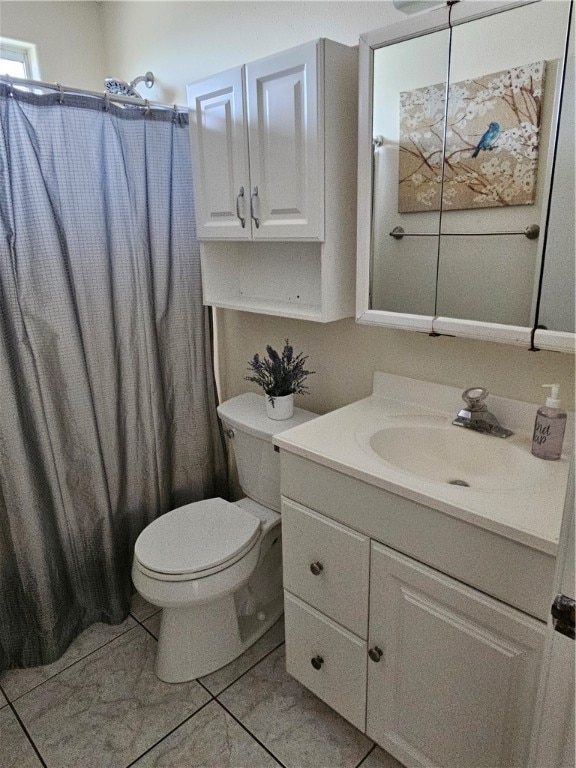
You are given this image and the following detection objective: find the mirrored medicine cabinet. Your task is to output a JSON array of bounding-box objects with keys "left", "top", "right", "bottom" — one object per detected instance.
[{"left": 357, "top": 0, "right": 575, "bottom": 351}]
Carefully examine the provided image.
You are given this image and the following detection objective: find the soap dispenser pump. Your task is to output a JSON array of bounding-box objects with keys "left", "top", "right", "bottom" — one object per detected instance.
[{"left": 531, "top": 384, "right": 567, "bottom": 460}]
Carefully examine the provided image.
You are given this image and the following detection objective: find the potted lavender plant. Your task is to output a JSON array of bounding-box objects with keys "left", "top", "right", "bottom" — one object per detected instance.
[{"left": 245, "top": 340, "right": 315, "bottom": 420}]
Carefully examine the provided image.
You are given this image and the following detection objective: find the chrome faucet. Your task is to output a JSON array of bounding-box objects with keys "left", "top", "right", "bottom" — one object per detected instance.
[{"left": 452, "top": 387, "right": 513, "bottom": 438}]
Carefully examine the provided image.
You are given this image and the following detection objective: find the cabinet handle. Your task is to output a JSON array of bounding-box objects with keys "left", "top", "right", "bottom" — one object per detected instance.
[
  {"left": 368, "top": 646, "right": 383, "bottom": 663},
  {"left": 311, "top": 655, "right": 324, "bottom": 670},
  {"left": 250, "top": 186, "right": 260, "bottom": 229},
  {"left": 236, "top": 186, "right": 246, "bottom": 228},
  {"left": 310, "top": 561, "right": 323, "bottom": 576}
]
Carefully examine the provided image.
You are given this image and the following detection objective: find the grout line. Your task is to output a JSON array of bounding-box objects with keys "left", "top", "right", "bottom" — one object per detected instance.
[
  {"left": 129, "top": 608, "right": 161, "bottom": 624},
  {"left": 196, "top": 678, "right": 214, "bottom": 697},
  {"left": 7, "top": 699, "right": 49, "bottom": 768},
  {"left": 123, "top": 696, "right": 215, "bottom": 768},
  {"left": 207, "top": 639, "right": 285, "bottom": 697},
  {"left": 3, "top": 620, "right": 139, "bottom": 705},
  {"left": 134, "top": 617, "right": 161, "bottom": 642},
  {"left": 355, "top": 743, "right": 376, "bottom": 768},
  {"left": 213, "top": 698, "right": 289, "bottom": 768}
]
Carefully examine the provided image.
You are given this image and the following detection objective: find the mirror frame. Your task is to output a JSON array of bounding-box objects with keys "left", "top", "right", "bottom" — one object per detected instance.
[{"left": 356, "top": 0, "right": 574, "bottom": 352}]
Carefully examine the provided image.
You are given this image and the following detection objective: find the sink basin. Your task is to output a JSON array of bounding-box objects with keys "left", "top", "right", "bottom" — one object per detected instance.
[{"left": 368, "top": 415, "right": 542, "bottom": 491}]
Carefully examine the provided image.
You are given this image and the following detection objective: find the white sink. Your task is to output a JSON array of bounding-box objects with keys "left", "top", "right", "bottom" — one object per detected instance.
[
  {"left": 274, "top": 372, "right": 572, "bottom": 554},
  {"left": 368, "top": 414, "right": 544, "bottom": 492}
]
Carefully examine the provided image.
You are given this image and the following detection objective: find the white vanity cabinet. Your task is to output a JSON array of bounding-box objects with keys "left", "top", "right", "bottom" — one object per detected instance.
[
  {"left": 281, "top": 483, "right": 546, "bottom": 768},
  {"left": 187, "top": 39, "right": 358, "bottom": 321}
]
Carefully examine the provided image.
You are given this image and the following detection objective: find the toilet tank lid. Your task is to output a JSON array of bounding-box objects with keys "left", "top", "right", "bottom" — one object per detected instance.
[{"left": 217, "top": 393, "right": 317, "bottom": 440}]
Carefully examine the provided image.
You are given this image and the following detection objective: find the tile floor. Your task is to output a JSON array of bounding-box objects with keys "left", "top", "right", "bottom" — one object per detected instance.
[{"left": 0, "top": 596, "right": 404, "bottom": 768}]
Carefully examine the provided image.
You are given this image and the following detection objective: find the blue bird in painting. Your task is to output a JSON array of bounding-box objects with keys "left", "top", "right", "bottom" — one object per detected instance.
[{"left": 471, "top": 122, "right": 500, "bottom": 158}]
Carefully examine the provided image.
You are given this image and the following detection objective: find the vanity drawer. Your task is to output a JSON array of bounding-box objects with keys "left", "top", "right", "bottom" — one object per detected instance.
[
  {"left": 282, "top": 497, "right": 370, "bottom": 637},
  {"left": 284, "top": 591, "right": 367, "bottom": 732}
]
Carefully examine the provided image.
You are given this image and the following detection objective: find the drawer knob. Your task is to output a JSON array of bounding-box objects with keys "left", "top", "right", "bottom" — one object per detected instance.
[
  {"left": 311, "top": 655, "right": 324, "bottom": 670},
  {"left": 368, "top": 646, "right": 383, "bottom": 663},
  {"left": 310, "top": 561, "right": 324, "bottom": 576}
]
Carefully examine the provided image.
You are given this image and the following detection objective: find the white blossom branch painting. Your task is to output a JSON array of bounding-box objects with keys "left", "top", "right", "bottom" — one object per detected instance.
[{"left": 398, "top": 60, "right": 545, "bottom": 212}]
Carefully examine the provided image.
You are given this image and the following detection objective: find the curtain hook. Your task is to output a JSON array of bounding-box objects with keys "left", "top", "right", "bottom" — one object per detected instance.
[
  {"left": 6, "top": 74, "right": 14, "bottom": 97},
  {"left": 172, "top": 103, "right": 179, "bottom": 123},
  {"left": 103, "top": 92, "right": 110, "bottom": 112},
  {"left": 57, "top": 83, "right": 64, "bottom": 105},
  {"left": 144, "top": 99, "right": 151, "bottom": 116}
]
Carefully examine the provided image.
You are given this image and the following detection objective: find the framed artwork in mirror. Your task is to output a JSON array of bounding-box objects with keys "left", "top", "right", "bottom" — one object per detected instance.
[{"left": 398, "top": 60, "right": 545, "bottom": 212}]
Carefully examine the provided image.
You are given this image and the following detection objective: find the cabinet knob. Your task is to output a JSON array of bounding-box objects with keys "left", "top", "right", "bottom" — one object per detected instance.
[
  {"left": 310, "top": 561, "right": 323, "bottom": 576},
  {"left": 236, "top": 186, "right": 246, "bottom": 228},
  {"left": 311, "top": 655, "right": 324, "bottom": 670},
  {"left": 250, "top": 186, "right": 260, "bottom": 229},
  {"left": 368, "top": 646, "right": 383, "bottom": 663}
]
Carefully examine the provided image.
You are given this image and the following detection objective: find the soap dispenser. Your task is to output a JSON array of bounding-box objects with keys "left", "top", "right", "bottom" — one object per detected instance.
[{"left": 531, "top": 384, "right": 567, "bottom": 460}]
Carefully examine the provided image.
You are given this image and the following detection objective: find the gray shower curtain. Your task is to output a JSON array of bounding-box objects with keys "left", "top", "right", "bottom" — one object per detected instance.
[{"left": 0, "top": 85, "right": 228, "bottom": 672}]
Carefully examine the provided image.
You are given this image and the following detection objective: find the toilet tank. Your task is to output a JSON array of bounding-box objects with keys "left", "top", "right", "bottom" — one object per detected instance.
[{"left": 217, "top": 393, "right": 317, "bottom": 512}]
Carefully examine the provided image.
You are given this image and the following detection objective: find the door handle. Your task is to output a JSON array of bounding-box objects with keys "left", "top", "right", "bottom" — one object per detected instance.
[
  {"left": 236, "top": 186, "right": 245, "bottom": 228},
  {"left": 551, "top": 593, "right": 575, "bottom": 639},
  {"left": 368, "top": 646, "right": 383, "bottom": 663},
  {"left": 250, "top": 186, "right": 260, "bottom": 229}
]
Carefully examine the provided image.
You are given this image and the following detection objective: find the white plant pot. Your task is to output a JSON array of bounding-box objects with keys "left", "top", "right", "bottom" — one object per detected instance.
[{"left": 266, "top": 393, "right": 294, "bottom": 420}]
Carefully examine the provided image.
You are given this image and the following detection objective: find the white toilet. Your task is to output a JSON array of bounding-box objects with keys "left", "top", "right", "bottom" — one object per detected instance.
[{"left": 131, "top": 392, "right": 316, "bottom": 683}]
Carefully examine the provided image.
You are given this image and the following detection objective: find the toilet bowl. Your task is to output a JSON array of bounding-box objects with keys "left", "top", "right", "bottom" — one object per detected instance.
[{"left": 131, "top": 393, "right": 316, "bottom": 683}]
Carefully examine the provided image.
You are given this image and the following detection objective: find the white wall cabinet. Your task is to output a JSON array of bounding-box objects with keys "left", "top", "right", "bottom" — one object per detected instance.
[
  {"left": 187, "top": 39, "right": 358, "bottom": 321},
  {"left": 281, "top": 494, "right": 546, "bottom": 768}
]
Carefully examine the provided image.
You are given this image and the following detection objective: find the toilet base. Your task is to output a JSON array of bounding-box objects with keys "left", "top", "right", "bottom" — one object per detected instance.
[
  {"left": 133, "top": 500, "right": 284, "bottom": 683},
  {"left": 155, "top": 593, "right": 283, "bottom": 683}
]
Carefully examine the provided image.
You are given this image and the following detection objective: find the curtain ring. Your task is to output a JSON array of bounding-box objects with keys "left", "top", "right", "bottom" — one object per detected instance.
[{"left": 57, "top": 83, "right": 64, "bottom": 105}]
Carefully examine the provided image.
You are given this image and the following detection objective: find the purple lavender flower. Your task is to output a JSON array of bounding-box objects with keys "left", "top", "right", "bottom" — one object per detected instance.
[{"left": 245, "top": 339, "right": 315, "bottom": 406}]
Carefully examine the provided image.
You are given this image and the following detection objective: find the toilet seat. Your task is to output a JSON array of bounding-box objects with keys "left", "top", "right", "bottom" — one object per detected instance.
[{"left": 134, "top": 498, "right": 261, "bottom": 581}]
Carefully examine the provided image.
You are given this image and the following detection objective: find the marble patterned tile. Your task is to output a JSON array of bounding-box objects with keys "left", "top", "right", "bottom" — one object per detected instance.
[
  {"left": 219, "top": 645, "right": 373, "bottom": 768},
  {"left": 200, "top": 617, "right": 285, "bottom": 695},
  {"left": 14, "top": 625, "right": 211, "bottom": 768},
  {"left": 0, "top": 616, "right": 136, "bottom": 702},
  {"left": 131, "top": 592, "right": 161, "bottom": 622},
  {"left": 133, "top": 700, "right": 281, "bottom": 767},
  {"left": 0, "top": 706, "right": 44, "bottom": 768},
  {"left": 359, "top": 745, "right": 407, "bottom": 768}
]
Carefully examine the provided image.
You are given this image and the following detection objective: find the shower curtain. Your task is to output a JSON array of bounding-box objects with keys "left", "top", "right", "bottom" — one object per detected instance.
[{"left": 0, "top": 85, "right": 228, "bottom": 671}]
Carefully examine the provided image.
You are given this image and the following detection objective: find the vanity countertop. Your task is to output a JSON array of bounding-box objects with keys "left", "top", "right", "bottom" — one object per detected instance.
[{"left": 274, "top": 373, "right": 573, "bottom": 555}]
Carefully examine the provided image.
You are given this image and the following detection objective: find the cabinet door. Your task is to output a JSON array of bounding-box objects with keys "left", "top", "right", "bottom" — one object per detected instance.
[
  {"left": 246, "top": 41, "right": 323, "bottom": 240},
  {"left": 367, "top": 542, "right": 545, "bottom": 768},
  {"left": 187, "top": 68, "right": 250, "bottom": 239}
]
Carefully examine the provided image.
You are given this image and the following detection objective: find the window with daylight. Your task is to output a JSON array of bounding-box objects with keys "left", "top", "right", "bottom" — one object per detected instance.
[{"left": 0, "top": 39, "right": 35, "bottom": 80}]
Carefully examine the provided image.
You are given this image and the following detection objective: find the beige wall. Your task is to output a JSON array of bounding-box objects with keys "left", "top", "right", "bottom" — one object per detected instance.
[
  {"left": 100, "top": 2, "right": 401, "bottom": 105},
  {"left": 5, "top": 1, "right": 574, "bottom": 412},
  {"left": 217, "top": 311, "right": 575, "bottom": 415},
  {"left": 1, "top": 1, "right": 105, "bottom": 90}
]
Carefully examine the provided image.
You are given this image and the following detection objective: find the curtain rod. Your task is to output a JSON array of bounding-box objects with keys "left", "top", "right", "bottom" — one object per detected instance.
[{"left": 0, "top": 74, "right": 188, "bottom": 114}]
